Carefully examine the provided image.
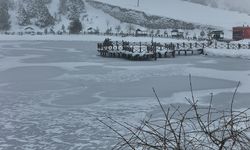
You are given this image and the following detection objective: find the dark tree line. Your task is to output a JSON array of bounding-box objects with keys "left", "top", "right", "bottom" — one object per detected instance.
[
  {"left": 1, "top": 0, "right": 85, "bottom": 33},
  {"left": 0, "top": 0, "right": 11, "bottom": 31}
]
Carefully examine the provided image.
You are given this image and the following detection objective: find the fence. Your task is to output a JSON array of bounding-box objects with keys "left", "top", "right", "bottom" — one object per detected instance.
[{"left": 97, "top": 41, "right": 207, "bottom": 60}]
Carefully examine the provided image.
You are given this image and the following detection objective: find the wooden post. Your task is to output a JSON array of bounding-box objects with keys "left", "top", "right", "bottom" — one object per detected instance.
[
  {"left": 154, "top": 42, "right": 157, "bottom": 61},
  {"left": 116, "top": 41, "right": 119, "bottom": 51},
  {"left": 190, "top": 43, "right": 192, "bottom": 49},
  {"left": 227, "top": 43, "right": 230, "bottom": 49},
  {"left": 238, "top": 44, "right": 241, "bottom": 49},
  {"left": 139, "top": 42, "right": 142, "bottom": 53},
  {"left": 122, "top": 40, "right": 124, "bottom": 50},
  {"left": 172, "top": 47, "right": 175, "bottom": 58},
  {"left": 111, "top": 42, "right": 114, "bottom": 50}
]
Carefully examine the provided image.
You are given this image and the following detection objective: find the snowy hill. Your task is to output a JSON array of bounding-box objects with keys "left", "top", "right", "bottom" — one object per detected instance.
[
  {"left": 6, "top": 0, "right": 144, "bottom": 33},
  {"left": 2, "top": 0, "right": 250, "bottom": 33},
  {"left": 94, "top": 0, "right": 250, "bottom": 30}
]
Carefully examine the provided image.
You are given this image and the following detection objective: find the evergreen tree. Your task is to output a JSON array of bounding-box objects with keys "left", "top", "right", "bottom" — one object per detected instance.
[
  {"left": 25, "top": 0, "right": 39, "bottom": 18},
  {"left": 61, "top": 24, "right": 66, "bottom": 33},
  {"left": 67, "top": 0, "right": 85, "bottom": 20},
  {"left": 7, "top": 0, "right": 15, "bottom": 10},
  {"left": 17, "top": 3, "right": 31, "bottom": 26},
  {"left": 58, "top": 0, "right": 67, "bottom": 15},
  {"left": 126, "top": 24, "right": 135, "bottom": 34},
  {"left": 0, "top": 0, "right": 11, "bottom": 31},
  {"left": 35, "top": 4, "right": 55, "bottom": 28},
  {"left": 115, "top": 25, "right": 121, "bottom": 33},
  {"left": 200, "top": 30, "right": 206, "bottom": 38},
  {"left": 68, "top": 19, "right": 82, "bottom": 34},
  {"left": 44, "top": 28, "right": 48, "bottom": 34},
  {"left": 67, "top": 5, "right": 80, "bottom": 20},
  {"left": 24, "top": 0, "right": 54, "bottom": 28}
]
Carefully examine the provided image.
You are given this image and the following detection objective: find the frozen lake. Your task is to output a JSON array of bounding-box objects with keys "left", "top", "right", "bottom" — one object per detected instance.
[{"left": 0, "top": 41, "right": 250, "bottom": 149}]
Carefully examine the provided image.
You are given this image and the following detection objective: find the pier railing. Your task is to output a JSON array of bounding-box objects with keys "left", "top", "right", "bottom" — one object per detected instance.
[{"left": 97, "top": 41, "right": 250, "bottom": 61}]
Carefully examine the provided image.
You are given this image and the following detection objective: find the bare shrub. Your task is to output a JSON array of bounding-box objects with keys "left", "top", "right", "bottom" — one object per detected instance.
[{"left": 98, "top": 75, "right": 250, "bottom": 150}]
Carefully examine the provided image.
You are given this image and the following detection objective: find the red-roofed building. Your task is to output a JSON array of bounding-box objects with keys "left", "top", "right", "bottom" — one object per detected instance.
[{"left": 233, "top": 26, "right": 250, "bottom": 41}]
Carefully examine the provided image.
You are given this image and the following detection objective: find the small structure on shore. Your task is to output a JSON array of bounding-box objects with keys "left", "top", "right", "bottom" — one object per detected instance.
[
  {"left": 135, "top": 29, "right": 148, "bottom": 37},
  {"left": 171, "top": 29, "right": 184, "bottom": 38},
  {"left": 87, "top": 27, "right": 95, "bottom": 34},
  {"left": 24, "top": 27, "right": 35, "bottom": 35},
  {"left": 233, "top": 26, "right": 250, "bottom": 41},
  {"left": 208, "top": 30, "right": 224, "bottom": 41}
]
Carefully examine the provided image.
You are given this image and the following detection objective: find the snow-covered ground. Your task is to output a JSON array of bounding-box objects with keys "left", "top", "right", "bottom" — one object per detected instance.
[
  {"left": 8, "top": 0, "right": 250, "bottom": 37},
  {"left": 0, "top": 40, "right": 250, "bottom": 149},
  {"left": 95, "top": 0, "right": 250, "bottom": 30},
  {"left": 0, "top": 34, "right": 196, "bottom": 43},
  {"left": 205, "top": 48, "right": 250, "bottom": 60},
  {"left": 231, "top": 39, "right": 250, "bottom": 44}
]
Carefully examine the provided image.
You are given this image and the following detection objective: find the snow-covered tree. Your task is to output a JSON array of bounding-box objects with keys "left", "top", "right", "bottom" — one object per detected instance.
[
  {"left": 0, "top": 0, "right": 11, "bottom": 31},
  {"left": 115, "top": 25, "right": 121, "bottom": 33},
  {"left": 67, "top": 0, "right": 85, "bottom": 20},
  {"left": 200, "top": 30, "right": 206, "bottom": 38},
  {"left": 68, "top": 19, "right": 82, "bottom": 34},
  {"left": 23, "top": 0, "right": 55, "bottom": 28},
  {"left": 17, "top": 3, "right": 31, "bottom": 26},
  {"left": 95, "top": 27, "right": 100, "bottom": 34},
  {"left": 67, "top": 4, "right": 80, "bottom": 20},
  {"left": 126, "top": 24, "right": 135, "bottom": 34},
  {"left": 44, "top": 28, "right": 48, "bottom": 34},
  {"left": 106, "top": 20, "right": 110, "bottom": 30},
  {"left": 25, "top": 0, "right": 39, "bottom": 18},
  {"left": 7, "top": 0, "right": 15, "bottom": 10},
  {"left": 58, "top": 0, "right": 67, "bottom": 15},
  {"left": 61, "top": 24, "right": 66, "bottom": 33},
  {"left": 105, "top": 27, "right": 112, "bottom": 34},
  {"left": 35, "top": 2, "right": 55, "bottom": 28}
]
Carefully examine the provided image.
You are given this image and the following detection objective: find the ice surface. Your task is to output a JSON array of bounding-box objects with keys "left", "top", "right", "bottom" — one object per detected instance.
[{"left": 0, "top": 41, "right": 249, "bottom": 149}]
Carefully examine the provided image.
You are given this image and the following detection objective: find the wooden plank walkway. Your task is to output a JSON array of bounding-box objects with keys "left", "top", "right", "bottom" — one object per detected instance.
[{"left": 97, "top": 40, "right": 205, "bottom": 61}]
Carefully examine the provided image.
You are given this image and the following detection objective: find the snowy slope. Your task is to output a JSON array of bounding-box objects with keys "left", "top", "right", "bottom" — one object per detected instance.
[
  {"left": 95, "top": 0, "right": 250, "bottom": 30},
  {"left": 6, "top": 0, "right": 250, "bottom": 33},
  {"left": 8, "top": 0, "right": 144, "bottom": 33},
  {"left": 82, "top": 1, "right": 145, "bottom": 32}
]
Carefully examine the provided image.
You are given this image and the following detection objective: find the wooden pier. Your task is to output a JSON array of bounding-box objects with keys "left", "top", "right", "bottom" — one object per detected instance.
[{"left": 97, "top": 40, "right": 205, "bottom": 61}]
